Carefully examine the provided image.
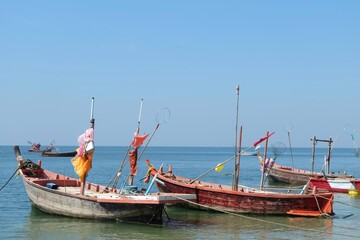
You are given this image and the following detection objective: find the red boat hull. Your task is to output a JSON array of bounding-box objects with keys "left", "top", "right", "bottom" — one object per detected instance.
[
  {"left": 310, "top": 177, "right": 360, "bottom": 193},
  {"left": 151, "top": 168, "right": 334, "bottom": 217}
]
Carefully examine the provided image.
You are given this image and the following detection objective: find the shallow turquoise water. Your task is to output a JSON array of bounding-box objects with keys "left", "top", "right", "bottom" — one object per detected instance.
[{"left": 1, "top": 146, "right": 360, "bottom": 239}]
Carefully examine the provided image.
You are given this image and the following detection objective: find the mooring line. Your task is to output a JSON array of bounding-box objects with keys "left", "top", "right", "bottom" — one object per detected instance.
[{"left": 170, "top": 195, "right": 359, "bottom": 239}]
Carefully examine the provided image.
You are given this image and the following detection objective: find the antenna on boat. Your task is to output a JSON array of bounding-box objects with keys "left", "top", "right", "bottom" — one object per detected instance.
[
  {"left": 284, "top": 122, "right": 295, "bottom": 169},
  {"left": 137, "top": 99, "right": 143, "bottom": 133},
  {"left": 344, "top": 124, "right": 360, "bottom": 158}
]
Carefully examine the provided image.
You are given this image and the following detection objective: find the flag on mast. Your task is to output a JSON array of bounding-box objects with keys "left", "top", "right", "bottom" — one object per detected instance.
[
  {"left": 131, "top": 134, "right": 149, "bottom": 148},
  {"left": 253, "top": 132, "right": 275, "bottom": 147}
]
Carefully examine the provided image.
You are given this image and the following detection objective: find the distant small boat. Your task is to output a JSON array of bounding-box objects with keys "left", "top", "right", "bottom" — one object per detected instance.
[
  {"left": 41, "top": 150, "right": 77, "bottom": 157},
  {"left": 28, "top": 142, "right": 54, "bottom": 153},
  {"left": 241, "top": 151, "right": 259, "bottom": 156}
]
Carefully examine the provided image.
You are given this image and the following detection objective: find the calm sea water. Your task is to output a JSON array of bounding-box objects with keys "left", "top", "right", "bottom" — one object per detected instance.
[{"left": 1, "top": 146, "right": 360, "bottom": 239}]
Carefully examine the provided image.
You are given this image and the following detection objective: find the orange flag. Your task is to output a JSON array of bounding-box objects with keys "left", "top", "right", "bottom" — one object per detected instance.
[{"left": 131, "top": 134, "right": 149, "bottom": 148}]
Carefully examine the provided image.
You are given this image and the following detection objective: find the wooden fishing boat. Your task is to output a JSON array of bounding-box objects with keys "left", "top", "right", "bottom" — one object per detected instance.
[
  {"left": 41, "top": 150, "right": 77, "bottom": 157},
  {"left": 145, "top": 87, "right": 334, "bottom": 217},
  {"left": 14, "top": 145, "right": 195, "bottom": 223},
  {"left": 264, "top": 163, "right": 352, "bottom": 185},
  {"left": 147, "top": 164, "right": 334, "bottom": 217},
  {"left": 262, "top": 137, "right": 353, "bottom": 185},
  {"left": 309, "top": 176, "right": 359, "bottom": 193},
  {"left": 29, "top": 143, "right": 54, "bottom": 153}
]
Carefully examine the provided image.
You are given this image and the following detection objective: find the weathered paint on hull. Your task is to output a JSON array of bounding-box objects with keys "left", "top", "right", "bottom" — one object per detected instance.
[
  {"left": 266, "top": 164, "right": 353, "bottom": 185},
  {"left": 154, "top": 173, "right": 333, "bottom": 215},
  {"left": 23, "top": 179, "right": 163, "bottom": 222},
  {"left": 266, "top": 167, "right": 316, "bottom": 185}
]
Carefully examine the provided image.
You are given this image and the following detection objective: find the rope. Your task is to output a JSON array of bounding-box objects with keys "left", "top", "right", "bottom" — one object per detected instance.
[
  {"left": 170, "top": 195, "right": 359, "bottom": 239},
  {"left": 0, "top": 160, "right": 40, "bottom": 192},
  {"left": 0, "top": 167, "right": 20, "bottom": 192}
]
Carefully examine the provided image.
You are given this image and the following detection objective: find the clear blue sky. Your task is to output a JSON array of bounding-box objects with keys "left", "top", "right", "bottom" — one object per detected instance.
[{"left": 1, "top": 1, "right": 359, "bottom": 148}]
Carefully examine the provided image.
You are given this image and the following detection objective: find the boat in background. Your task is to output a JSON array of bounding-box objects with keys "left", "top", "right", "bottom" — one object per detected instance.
[
  {"left": 309, "top": 176, "right": 357, "bottom": 193},
  {"left": 41, "top": 150, "right": 77, "bottom": 157},
  {"left": 262, "top": 136, "right": 353, "bottom": 185},
  {"left": 28, "top": 141, "right": 54, "bottom": 153}
]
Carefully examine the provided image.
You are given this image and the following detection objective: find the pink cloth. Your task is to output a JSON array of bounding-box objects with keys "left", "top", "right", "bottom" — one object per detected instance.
[{"left": 77, "top": 128, "right": 94, "bottom": 156}]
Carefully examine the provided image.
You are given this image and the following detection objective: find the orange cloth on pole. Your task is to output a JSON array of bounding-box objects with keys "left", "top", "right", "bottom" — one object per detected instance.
[
  {"left": 71, "top": 151, "right": 94, "bottom": 182},
  {"left": 129, "top": 148, "right": 138, "bottom": 175},
  {"left": 131, "top": 134, "right": 149, "bottom": 148}
]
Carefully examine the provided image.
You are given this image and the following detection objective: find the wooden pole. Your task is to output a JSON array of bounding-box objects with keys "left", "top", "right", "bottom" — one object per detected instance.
[
  {"left": 233, "top": 126, "right": 242, "bottom": 191},
  {"left": 232, "top": 85, "right": 240, "bottom": 191},
  {"left": 81, "top": 97, "right": 95, "bottom": 195},
  {"left": 326, "top": 137, "right": 333, "bottom": 175},
  {"left": 260, "top": 131, "right": 269, "bottom": 190},
  {"left": 311, "top": 136, "right": 316, "bottom": 174}
]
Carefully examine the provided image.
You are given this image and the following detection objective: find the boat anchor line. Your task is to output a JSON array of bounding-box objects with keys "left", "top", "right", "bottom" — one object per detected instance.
[
  {"left": 0, "top": 160, "right": 40, "bottom": 192},
  {"left": 168, "top": 194, "right": 358, "bottom": 239}
]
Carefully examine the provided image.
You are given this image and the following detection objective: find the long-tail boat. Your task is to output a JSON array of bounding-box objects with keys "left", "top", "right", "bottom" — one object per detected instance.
[
  {"left": 145, "top": 86, "right": 334, "bottom": 217},
  {"left": 41, "top": 150, "right": 77, "bottom": 157},
  {"left": 15, "top": 98, "right": 195, "bottom": 223},
  {"left": 147, "top": 161, "right": 334, "bottom": 217},
  {"left": 15, "top": 146, "right": 194, "bottom": 223},
  {"left": 262, "top": 137, "right": 353, "bottom": 185}
]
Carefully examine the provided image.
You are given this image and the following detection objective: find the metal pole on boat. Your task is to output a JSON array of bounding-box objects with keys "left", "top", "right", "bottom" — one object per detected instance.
[
  {"left": 311, "top": 136, "right": 316, "bottom": 174},
  {"left": 260, "top": 131, "right": 270, "bottom": 190},
  {"left": 137, "top": 99, "right": 143, "bottom": 133},
  {"left": 81, "top": 97, "right": 95, "bottom": 195}
]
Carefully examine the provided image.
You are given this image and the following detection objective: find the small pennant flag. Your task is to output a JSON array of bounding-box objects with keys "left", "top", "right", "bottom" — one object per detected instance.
[{"left": 253, "top": 132, "right": 275, "bottom": 147}]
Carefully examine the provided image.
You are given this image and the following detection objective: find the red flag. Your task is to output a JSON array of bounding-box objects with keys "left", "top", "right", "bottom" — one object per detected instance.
[
  {"left": 253, "top": 132, "right": 275, "bottom": 147},
  {"left": 131, "top": 134, "right": 149, "bottom": 147}
]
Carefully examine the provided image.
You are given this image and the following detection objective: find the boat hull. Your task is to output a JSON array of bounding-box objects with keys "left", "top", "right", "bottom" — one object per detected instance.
[
  {"left": 266, "top": 164, "right": 318, "bottom": 184},
  {"left": 309, "top": 177, "right": 355, "bottom": 193},
  {"left": 152, "top": 170, "right": 334, "bottom": 216},
  {"left": 41, "top": 151, "right": 77, "bottom": 157},
  {"left": 22, "top": 177, "right": 163, "bottom": 222},
  {"left": 265, "top": 163, "right": 353, "bottom": 185},
  {"left": 15, "top": 146, "right": 196, "bottom": 224}
]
